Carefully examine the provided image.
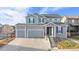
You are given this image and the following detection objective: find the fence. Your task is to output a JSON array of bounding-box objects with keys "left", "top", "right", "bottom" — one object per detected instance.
[{"left": 0, "top": 32, "right": 15, "bottom": 45}]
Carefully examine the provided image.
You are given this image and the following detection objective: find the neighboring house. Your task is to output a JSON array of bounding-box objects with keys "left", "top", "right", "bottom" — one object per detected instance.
[
  {"left": 0, "top": 24, "right": 7, "bottom": 39},
  {"left": 2, "top": 24, "right": 14, "bottom": 34},
  {"left": 15, "top": 13, "right": 68, "bottom": 38},
  {"left": 0, "top": 24, "right": 15, "bottom": 39},
  {"left": 61, "top": 16, "right": 79, "bottom": 37}
]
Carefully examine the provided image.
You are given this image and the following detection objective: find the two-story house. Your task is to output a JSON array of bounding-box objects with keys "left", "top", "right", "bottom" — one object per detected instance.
[{"left": 15, "top": 14, "right": 68, "bottom": 39}]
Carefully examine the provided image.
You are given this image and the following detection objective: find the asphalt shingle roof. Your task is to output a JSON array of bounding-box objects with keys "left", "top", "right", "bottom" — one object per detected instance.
[{"left": 41, "top": 14, "right": 62, "bottom": 18}]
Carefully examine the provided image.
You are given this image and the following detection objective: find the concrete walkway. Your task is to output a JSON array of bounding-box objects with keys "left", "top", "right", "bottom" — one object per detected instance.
[
  {"left": 8, "top": 38, "right": 51, "bottom": 51},
  {"left": 70, "top": 39, "right": 79, "bottom": 44},
  {"left": 69, "top": 38, "right": 79, "bottom": 44}
]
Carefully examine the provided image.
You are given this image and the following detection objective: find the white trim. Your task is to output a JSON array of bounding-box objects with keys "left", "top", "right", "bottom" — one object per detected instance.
[
  {"left": 52, "top": 27, "right": 54, "bottom": 37},
  {"left": 27, "top": 29, "right": 28, "bottom": 38},
  {"left": 25, "top": 26, "right": 26, "bottom": 38}
]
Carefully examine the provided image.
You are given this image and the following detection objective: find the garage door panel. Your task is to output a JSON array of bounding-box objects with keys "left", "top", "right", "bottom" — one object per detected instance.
[
  {"left": 16, "top": 29, "right": 26, "bottom": 38},
  {"left": 27, "top": 29, "right": 44, "bottom": 38}
]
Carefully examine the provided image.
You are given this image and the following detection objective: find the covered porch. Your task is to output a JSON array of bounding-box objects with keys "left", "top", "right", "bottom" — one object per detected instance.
[
  {"left": 67, "top": 25, "right": 79, "bottom": 37},
  {"left": 45, "top": 22, "right": 68, "bottom": 39}
]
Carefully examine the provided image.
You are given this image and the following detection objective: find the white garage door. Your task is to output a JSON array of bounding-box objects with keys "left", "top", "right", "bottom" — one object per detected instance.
[
  {"left": 27, "top": 29, "right": 44, "bottom": 38},
  {"left": 16, "top": 29, "right": 26, "bottom": 38}
]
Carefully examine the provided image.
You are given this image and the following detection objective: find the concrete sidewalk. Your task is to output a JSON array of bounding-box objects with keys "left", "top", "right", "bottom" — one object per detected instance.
[{"left": 8, "top": 38, "right": 51, "bottom": 50}]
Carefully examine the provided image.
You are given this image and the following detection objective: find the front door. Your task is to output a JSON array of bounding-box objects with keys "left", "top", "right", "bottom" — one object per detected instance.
[{"left": 47, "top": 27, "right": 52, "bottom": 36}]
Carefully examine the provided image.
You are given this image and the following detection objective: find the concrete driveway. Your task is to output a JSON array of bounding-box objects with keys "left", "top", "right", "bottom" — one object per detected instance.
[
  {"left": 0, "top": 45, "right": 46, "bottom": 51},
  {"left": 3, "top": 38, "right": 51, "bottom": 51}
]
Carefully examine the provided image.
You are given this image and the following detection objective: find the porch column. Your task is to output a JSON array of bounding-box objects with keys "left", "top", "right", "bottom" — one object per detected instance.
[
  {"left": 45, "top": 26, "right": 47, "bottom": 40},
  {"left": 54, "top": 26, "right": 56, "bottom": 37},
  {"left": 52, "top": 27, "right": 54, "bottom": 37}
]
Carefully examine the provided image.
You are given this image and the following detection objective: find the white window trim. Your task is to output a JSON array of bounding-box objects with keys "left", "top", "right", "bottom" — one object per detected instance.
[
  {"left": 40, "top": 18, "right": 43, "bottom": 23},
  {"left": 57, "top": 26, "right": 62, "bottom": 34}
]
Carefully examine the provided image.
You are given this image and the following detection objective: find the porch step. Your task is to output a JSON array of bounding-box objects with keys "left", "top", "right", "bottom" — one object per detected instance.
[{"left": 49, "top": 37, "right": 57, "bottom": 48}]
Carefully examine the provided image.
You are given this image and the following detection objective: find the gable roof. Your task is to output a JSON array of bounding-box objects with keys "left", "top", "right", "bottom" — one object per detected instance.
[
  {"left": 65, "top": 16, "right": 79, "bottom": 19},
  {"left": 15, "top": 23, "right": 26, "bottom": 26}
]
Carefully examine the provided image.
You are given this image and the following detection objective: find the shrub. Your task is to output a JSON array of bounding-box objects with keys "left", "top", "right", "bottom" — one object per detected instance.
[{"left": 58, "top": 40, "right": 77, "bottom": 49}]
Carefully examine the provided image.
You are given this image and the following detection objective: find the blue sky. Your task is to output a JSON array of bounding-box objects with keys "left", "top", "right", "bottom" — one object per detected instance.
[{"left": 0, "top": 7, "right": 79, "bottom": 25}]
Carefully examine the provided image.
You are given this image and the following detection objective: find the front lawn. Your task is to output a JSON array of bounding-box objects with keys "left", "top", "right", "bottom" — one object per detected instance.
[{"left": 58, "top": 40, "right": 79, "bottom": 49}]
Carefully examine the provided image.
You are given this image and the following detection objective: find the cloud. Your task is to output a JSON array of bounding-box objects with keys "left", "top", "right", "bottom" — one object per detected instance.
[
  {"left": 39, "top": 7, "right": 49, "bottom": 14},
  {"left": 0, "top": 7, "right": 64, "bottom": 25},
  {"left": 51, "top": 7, "right": 64, "bottom": 12},
  {"left": 0, "top": 7, "right": 31, "bottom": 25},
  {"left": 39, "top": 7, "right": 64, "bottom": 14}
]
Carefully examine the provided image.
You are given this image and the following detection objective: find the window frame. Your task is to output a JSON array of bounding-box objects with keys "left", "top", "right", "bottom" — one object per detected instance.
[{"left": 56, "top": 26, "right": 63, "bottom": 34}]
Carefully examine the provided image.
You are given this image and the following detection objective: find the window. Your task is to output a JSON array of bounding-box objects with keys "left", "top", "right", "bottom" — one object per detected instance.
[
  {"left": 28, "top": 18, "right": 30, "bottom": 23},
  {"left": 33, "top": 18, "right": 35, "bottom": 23},
  {"left": 42, "top": 18, "right": 44, "bottom": 23},
  {"left": 39, "top": 18, "right": 41, "bottom": 23},
  {"left": 54, "top": 19, "right": 57, "bottom": 22},
  {"left": 39, "top": 18, "right": 45, "bottom": 23},
  {"left": 55, "top": 19, "right": 57, "bottom": 21},
  {"left": 28, "top": 18, "right": 35, "bottom": 24},
  {"left": 56, "top": 26, "right": 63, "bottom": 33},
  {"left": 61, "top": 27, "right": 63, "bottom": 33}
]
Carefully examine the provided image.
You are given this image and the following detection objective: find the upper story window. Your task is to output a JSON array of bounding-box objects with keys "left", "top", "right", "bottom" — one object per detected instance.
[
  {"left": 52, "top": 18, "right": 60, "bottom": 22},
  {"left": 42, "top": 18, "right": 44, "bottom": 23},
  {"left": 28, "top": 18, "right": 35, "bottom": 24},
  {"left": 39, "top": 18, "right": 44, "bottom": 23},
  {"left": 39, "top": 18, "right": 41, "bottom": 23},
  {"left": 54, "top": 19, "right": 57, "bottom": 21},
  {"left": 33, "top": 18, "right": 35, "bottom": 23},
  {"left": 28, "top": 18, "right": 31, "bottom": 23}
]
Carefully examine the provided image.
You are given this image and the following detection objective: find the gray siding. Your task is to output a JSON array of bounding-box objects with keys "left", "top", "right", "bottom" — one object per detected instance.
[
  {"left": 26, "top": 25, "right": 44, "bottom": 29},
  {"left": 56, "top": 26, "right": 67, "bottom": 38}
]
